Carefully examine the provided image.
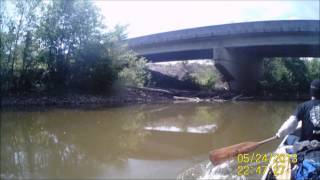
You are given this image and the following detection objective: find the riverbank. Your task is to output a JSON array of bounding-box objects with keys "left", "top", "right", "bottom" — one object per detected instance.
[
  {"left": 1, "top": 87, "right": 235, "bottom": 108},
  {"left": 1, "top": 86, "right": 309, "bottom": 109}
]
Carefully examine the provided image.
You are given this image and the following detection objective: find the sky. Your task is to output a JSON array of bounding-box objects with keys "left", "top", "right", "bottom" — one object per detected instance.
[{"left": 95, "top": 0, "right": 320, "bottom": 38}]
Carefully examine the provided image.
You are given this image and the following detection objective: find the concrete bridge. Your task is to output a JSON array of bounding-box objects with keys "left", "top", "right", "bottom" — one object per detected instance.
[{"left": 127, "top": 20, "right": 320, "bottom": 93}]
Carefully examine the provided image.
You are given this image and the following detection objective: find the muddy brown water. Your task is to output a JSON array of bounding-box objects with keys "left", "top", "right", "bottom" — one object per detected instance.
[{"left": 1, "top": 101, "right": 299, "bottom": 179}]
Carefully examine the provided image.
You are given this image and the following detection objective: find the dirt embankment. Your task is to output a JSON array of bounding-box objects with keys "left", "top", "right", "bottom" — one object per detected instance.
[
  {"left": 1, "top": 87, "right": 310, "bottom": 109},
  {"left": 1, "top": 87, "right": 237, "bottom": 108}
]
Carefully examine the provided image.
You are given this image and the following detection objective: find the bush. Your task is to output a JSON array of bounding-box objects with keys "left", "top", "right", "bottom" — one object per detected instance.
[
  {"left": 118, "top": 56, "right": 151, "bottom": 88},
  {"left": 259, "top": 57, "right": 320, "bottom": 93},
  {"left": 190, "top": 67, "right": 218, "bottom": 90}
]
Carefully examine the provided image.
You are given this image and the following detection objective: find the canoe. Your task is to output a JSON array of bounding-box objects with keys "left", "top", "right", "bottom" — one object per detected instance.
[{"left": 261, "top": 127, "right": 301, "bottom": 180}]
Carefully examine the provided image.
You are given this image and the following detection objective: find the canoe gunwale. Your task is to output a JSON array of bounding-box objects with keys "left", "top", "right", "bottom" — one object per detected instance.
[{"left": 260, "top": 128, "right": 301, "bottom": 180}]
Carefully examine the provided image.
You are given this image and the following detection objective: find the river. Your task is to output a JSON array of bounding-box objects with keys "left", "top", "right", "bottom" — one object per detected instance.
[{"left": 1, "top": 101, "right": 299, "bottom": 179}]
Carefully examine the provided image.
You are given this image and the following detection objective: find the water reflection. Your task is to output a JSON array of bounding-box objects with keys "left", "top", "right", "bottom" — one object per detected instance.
[
  {"left": 1, "top": 101, "right": 298, "bottom": 179},
  {"left": 1, "top": 108, "right": 149, "bottom": 179}
]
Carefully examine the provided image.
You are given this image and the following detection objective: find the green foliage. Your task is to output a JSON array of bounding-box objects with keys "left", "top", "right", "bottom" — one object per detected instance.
[
  {"left": 190, "top": 66, "right": 218, "bottom": 90},
  {"left": 259, "top": 57, "right": 320, "bottom": 93},
  {"left": 180, "top": 61, "right": 219, "bottom": 90},
  {"left": 0, "top": 0, "right": 150, "bottom": 95},
  {"left": 305, "top": 58, "right": 320, "bottom": 80},
  {"left": 118, "top": 55, "right": 151, "bottom": 88},
  {"left": 70, "top": 41, "right": 117, "bottom": 93}
]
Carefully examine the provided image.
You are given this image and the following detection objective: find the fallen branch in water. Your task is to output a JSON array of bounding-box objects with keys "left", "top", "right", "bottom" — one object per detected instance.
[
  {"left": 173, "top": 96, "right": 201, "bottom": 102},
  {"left": 211, "top": 98, "right": 227, "bottom": 103},
  {"left": 126, "top": 86, "right": 174, "bottom": 95},
  {"left": 232, "top": 94, "right": 243, "bottom": 101}
]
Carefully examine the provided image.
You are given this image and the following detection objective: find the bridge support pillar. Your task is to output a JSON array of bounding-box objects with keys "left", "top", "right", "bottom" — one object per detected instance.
[{"left": 214, "top": 48, "right": 263, "bottom": 94}]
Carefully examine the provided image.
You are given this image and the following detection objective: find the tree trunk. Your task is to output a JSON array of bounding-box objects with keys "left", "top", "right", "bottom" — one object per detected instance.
[{"left": 10, "top": 9, "right": 25, "bottom": 82}]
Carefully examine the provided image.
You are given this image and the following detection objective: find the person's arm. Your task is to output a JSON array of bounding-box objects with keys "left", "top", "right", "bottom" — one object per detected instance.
[{"left": 276, "top": 115, "right": 299, "bottom": 138}]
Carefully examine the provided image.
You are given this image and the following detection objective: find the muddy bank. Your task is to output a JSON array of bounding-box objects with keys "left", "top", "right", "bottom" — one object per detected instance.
[
  {"left": 1, "top": 87, "right": 309, "bottom": 109},
  {"left": 1, "top": 87, "right": 236, "bottom": 108}
]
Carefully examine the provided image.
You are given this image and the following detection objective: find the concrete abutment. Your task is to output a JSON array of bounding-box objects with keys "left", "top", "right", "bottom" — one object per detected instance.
[{"left": 214, "top": 48, "right": 263, "bottom": 94}]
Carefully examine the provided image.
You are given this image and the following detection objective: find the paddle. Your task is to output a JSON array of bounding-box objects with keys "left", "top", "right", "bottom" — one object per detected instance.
[{"left": 209, "top": 136, "right": 278, "bottom": 165}]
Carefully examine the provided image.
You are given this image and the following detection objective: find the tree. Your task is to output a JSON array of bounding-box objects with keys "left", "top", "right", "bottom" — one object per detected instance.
[
  {"left": 118, "top": 55, "right": 150, "bottom": 88},
  {"left": 1, "top": 0, "right": 151, "bottom": 95},
  {"left": 0, "top": 0, "right": 42, "bottom": 93},
  {"left": 283, "top": 57, "right": 308, "bottom": 91},
  {"left": 259, "top": 57, "right": 320, "bottom": 93},
  {"left": 306, "top": 58, "right": 320, "bottom": 80}
]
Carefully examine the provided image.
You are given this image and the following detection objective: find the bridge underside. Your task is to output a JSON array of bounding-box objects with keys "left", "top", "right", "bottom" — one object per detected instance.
[
  {"left": 141, "top": 49, "right": 213, "bottom": 62},
  {"left": 141, "top": 45, "right": 320, "bottom": 62},
  {"left": 140, "top": 45, "right": 320, "bottom": 93}
]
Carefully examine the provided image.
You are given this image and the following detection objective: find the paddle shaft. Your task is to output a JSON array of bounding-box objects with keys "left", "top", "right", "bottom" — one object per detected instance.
[
  {"left": 257, "top": 136, "right": 278, "bottom": 145},
  {"left": 209, "top": 136, "right": 278, "bottom": 165}
]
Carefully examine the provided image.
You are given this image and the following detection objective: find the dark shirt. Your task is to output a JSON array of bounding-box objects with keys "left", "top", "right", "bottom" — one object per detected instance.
[{"left": 294, "top": 99, "right": 320, "bottom": 141}]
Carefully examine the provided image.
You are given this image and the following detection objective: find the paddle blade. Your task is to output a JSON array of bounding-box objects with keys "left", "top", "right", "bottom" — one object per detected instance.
[{"left": 209, "top": 142, "right": 258, "bottom": 165}]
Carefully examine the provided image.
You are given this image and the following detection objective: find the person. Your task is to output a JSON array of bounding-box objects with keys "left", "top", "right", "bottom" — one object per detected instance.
[
  {"left": 273, "top": 79, "right": 320, "bottom": 180},
  {"left": 276, "top": 79, "right": 320, "bottom": 141}
]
